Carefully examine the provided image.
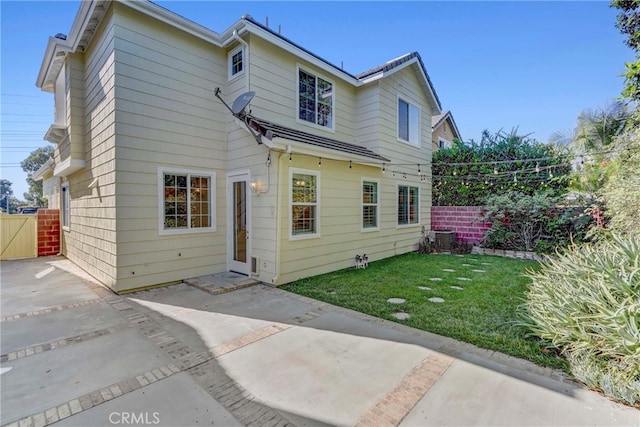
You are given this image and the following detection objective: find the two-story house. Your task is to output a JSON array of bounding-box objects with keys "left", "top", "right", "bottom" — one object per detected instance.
[
  {"left": 36, "top": 0, "right": 442, "bottom": 293},
  {"left": 432, "top": 110, "right": 462, "bottom": 151}
]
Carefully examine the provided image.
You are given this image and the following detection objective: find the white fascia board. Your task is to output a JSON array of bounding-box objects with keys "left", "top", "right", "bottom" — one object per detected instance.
[
  {"left": 447, "top": 115, "right": 463, "bottom": 141},
  {"left": 32, "top": 158, "right": 55, "bottom": 182},
  {"left": 36, "top": 37, "right": 73, "bottom": 91},
  {"left": 122, "top": 0, "right": 224, "bottom": 46},
  {"left": 269, "top": 137, "right": 384, "bottom": 167},
  {"left": 67, "top": 0, "right": 98, "bottom": 51},
  {"left": 43, "top": 124, "right": 68, "bottom": 144},
  {"left": 36, "top": 0, "right": 92, "bottom": 90},
  {"left": 54, "top": 158, "right": 86, "bottom": 177}
]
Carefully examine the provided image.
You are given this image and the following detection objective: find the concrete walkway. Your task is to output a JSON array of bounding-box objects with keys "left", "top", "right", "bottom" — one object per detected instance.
[{"left": 1, "top": 256, "right": 638, "bottom": 427}]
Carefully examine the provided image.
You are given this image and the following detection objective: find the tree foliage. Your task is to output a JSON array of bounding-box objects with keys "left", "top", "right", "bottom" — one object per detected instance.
[
  {"left": 20, "top": 146, "right": 53, "bottom": 207},
  {"left": 481, "top": 191, "right": 592, "bottom": 253},
  {"left": 600, "top": 110, "right": 640, "bottom": 235},
  {"left": 432, "top": 129, "right": 571, "bottom": 206},
  {"left": 555, "top": 101, "right": 632, "bottom": 203},
  {"left": 611, "top": 0, "right": 640, "bottom": 100},
  {"left": 0, "top": 179, "right": 19, "bottom": 213}
]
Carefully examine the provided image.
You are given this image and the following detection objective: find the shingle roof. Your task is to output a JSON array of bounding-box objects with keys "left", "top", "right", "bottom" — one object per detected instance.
[
  {"left": 246, "top": 116, "right": 390, "bottom": 162},
  {"left": 356, "top": 52, "right": 442, "bottom": 110},
  {"left": 431, "top": 110, "right": 462, "bottom": 141},
  {"left": 242, "top": 16, "right": 441, "bottom": 111}
]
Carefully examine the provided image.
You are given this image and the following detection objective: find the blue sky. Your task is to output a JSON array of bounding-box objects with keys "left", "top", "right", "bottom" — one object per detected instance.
[{"left": 1, "top": 1, "right": 634, "bottom": 198}]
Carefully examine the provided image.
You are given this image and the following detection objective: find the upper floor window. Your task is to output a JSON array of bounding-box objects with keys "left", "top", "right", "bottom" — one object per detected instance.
[
  {"left": 290, "top": 168, "right": 320, "bottom": 239},
  {"left": 228, "top": 46, "right": 245, "bottom": 80},
  {"left": 398, "top": 98, "right": 420, "bottom": 146},
  {"left": 362, "top": 180, "right": 379, "bottom": 230},
  {"left": 298, "top": 68, "right": 333, "bottom": 129},
  {"left": 159, "top": 168, "right": 216, "bottom": 235}
]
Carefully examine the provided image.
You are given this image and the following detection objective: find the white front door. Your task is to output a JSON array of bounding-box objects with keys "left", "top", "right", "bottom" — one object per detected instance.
[{"left": 227, "top": 172, "right": 251, "bottom": 275}]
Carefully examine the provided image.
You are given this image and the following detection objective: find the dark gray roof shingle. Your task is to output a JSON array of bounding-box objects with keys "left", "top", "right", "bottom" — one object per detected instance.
[{"left": 247, "top": 116, "right": 390, "bottom": 162}]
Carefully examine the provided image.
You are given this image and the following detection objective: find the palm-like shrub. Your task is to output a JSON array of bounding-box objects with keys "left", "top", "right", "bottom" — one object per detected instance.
[{"left": 520, "top": 234, "right": 640, "bottom": 405}]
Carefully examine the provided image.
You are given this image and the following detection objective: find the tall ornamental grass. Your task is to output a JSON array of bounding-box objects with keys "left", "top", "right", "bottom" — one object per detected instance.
[{"left": 521, "top": 234, "right": 640, "bottom": 405}]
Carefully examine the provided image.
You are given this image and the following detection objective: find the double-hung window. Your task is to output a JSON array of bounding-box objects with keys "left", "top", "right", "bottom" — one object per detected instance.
[
  {"left": 159, "top": 168, "right": 215, "bottom": 234},
  {"left": 362, "top": 180, "right": 379, "bottom": 230},
  {"left": 290, "top": 169, "right": 319, "bottom": 238},
  {"left": 298, "top": 68, "right": 333, "bottom": 129},
  {"left": 398, "top": 185, "right": 419, "bottom": 226},
  {"left": 398, "top": 98, "right": 420, "bottom": 146}
]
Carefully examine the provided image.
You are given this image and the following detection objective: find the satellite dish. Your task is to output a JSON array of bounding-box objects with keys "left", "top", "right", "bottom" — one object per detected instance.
[{"left": 231, "top": 91, "right": 255, "bottom": 115}]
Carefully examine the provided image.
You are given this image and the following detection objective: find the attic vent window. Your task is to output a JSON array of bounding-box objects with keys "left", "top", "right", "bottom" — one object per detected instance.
[
  {"left": 298, "top": 68, "right": 333, "bottom": 129},
  {"left": 228, "top": 46, "right": 245, "bottom": 80}
]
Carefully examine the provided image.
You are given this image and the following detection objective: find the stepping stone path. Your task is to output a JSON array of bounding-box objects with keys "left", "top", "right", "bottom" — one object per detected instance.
[
  {"left": 429, "top": 278, "right": 442, "bottom": 281},
  {"left": 481, "top": 263, "right": 492, "bottom": 266},
  {"left": 472, "top": 269, "right": 486, "bottom": 273},
  {"left": 387, "top": 298, "right": 406, "bottom": 304},
  {"left": 457, "top": 277, "right": 472, "bottom": 281},
  {"left": 443, "top": 269, "right": 456, "bottom": 272},
  {"left": 462, "top": 264, "right": 472, "bottom": 267},
  {"left": 450, "top": 286, "right": 464, "bottom": 290},
  {"left": 418, "top": 286, "right": 432, "bottom": 291},
  {"left": 392, "top": 312, "right": 411, "bottom": 320},
  {"left": 428, "top": 297, "right": 445, "bottom": 303}
]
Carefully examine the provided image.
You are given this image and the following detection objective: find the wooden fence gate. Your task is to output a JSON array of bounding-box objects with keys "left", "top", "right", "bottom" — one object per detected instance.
[{"left": 1, "top": 215, "right": 37, "bottom": 260}]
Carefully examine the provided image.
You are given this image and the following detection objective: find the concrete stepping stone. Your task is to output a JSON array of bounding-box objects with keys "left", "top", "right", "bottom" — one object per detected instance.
[
  {"left": 428, "top": 297, "right": 445, "bottom": 303},
  {"left": 450, "top": 286, "right": 464, "bottom": 290},
  {"left": 392, "top": 312, "right": 411, "bottom": 320},
  {"left": 472, "top": 269, "right": 486, "bottom": 273},
  {"left": 443, "top": 269, "right": 456, "bottom": 272},
  {"left": 418, "top": 286, "right": 432, "bottom": 291},
  {"left": 387, "top": 298, "right": 406, "bottom": 304},
  {"left": 429, "top": 278, "right": 442, "bottom": 281},
  {"left": 462, "top": 263, "right": 472, "bottom": 267},
  {"left": 457, "top": 277, "right": 472, "bottom": 281},
  {"left": 481, "top": 263, "right": 492, "bottom": 266}
]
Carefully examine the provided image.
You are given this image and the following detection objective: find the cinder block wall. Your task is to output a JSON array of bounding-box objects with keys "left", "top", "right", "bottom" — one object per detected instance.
[
  {"left": 431, "top": 206, "right": 492, "bottom": 244},
  {"left": 37, "top": 209, "right": 60, "bottom": 256}
]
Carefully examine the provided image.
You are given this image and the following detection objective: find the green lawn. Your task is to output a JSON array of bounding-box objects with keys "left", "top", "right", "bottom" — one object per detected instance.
[{"left": 283, "top": 252, "right": 568, "bottom": 371}]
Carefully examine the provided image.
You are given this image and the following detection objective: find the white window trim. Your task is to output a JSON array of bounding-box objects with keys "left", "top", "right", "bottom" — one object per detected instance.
[
  {"left": 396, "top": 182, "right": 420, "bottom": 228},
  {"left": 289, "top": 167, "right": 321, "bottom": 240},
  {"left": 296, "top": 64, "right": 336, "bottom": 132},
  {"left": 157, "top": 167, "right": 216, "bottom": 236},
  {"left": 227, "top": 45, "right": 245, "bottom": 81},
  {"left": 361, "top": 178, "right": 380, "bottom": 232},
  {"left": 61, "top": 182, "right": 70, "bottom": 231},
  {"left": 397, "top": 95, "right": 421, "bottom": 148}
]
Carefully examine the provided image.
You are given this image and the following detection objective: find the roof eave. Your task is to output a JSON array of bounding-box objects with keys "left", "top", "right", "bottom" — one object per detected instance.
[
  {"left": 32, "top": 158, "right": 55, "bottom": 182},
  {"left": 269, "top": 137, "right": 388, "bottom": 165},
  {"left": 123, "top": 0, "right": 225, "bottom": 46}
]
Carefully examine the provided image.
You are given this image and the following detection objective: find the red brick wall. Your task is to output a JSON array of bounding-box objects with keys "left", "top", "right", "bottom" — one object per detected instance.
[
  {"left": 431, "top": 206, "right": 492, "bottom": 245},
  {"left": 37, "top": 209, "right": 60, "bottom": 256}
]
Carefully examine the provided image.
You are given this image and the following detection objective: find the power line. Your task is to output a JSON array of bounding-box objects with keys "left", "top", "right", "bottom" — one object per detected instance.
[{"left": 1, "top": 93, "right": 44, "bottom": 98}]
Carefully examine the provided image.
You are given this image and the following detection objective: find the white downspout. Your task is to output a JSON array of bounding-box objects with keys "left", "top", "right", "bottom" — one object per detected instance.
[
  {"left": 272, "top": 151, "right": 282, "bottom": 285},
  {"left": 232, "top": 30, "right": 250, "bottom": 93}
]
